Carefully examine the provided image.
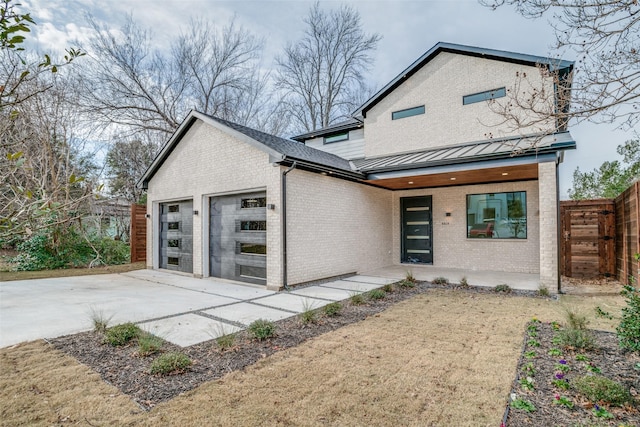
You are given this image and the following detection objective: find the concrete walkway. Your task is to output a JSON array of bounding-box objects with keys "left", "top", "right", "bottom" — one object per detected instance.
[{"left": 0, "top": 269, "right": 395, "bottom": 348}]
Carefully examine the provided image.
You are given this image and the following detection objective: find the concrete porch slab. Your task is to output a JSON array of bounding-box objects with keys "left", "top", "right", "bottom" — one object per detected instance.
[
  {"left": 141, "top": 313, "right": 242, "bottom": 347},
  {"left": 318, "top": 280, "right": 382, "bottom": 293},
  {"left": 252, "top": 293, "right": 327, "bottom": 313},
  {"left": 203, "top": 302, "right": 294, "bottom": 326},
  {"left": 342, "top": 275, "right": 398, "bottom": 285},
  {"left": 288, "top": 285, "right": 355, "bottom": 301}
]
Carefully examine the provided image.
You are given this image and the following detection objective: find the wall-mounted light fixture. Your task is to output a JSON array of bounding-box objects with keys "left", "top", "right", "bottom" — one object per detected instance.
[
  {"left": 267, "top": 204, "right": 276, "bottom": 210},
  {"left": 145, "top": 214, "right": 150, "bottom": 219},
  {"left": 193, "top": 210, "right": 199, "bottom": 215}
]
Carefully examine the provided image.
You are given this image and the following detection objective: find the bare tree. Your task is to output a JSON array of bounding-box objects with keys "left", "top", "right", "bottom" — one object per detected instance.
[
  {"left": 105, "top": 138, "right": 158, "bottom": 204},
  {"left": 482, "top": 0, "right": 640, "bottom": 129},
  {"left": 275, "top": 2, "right": 381, "bottom": 133}
]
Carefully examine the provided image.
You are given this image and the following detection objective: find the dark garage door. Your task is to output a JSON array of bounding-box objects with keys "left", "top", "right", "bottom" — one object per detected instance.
[
  {"left": 210, "top": 192, "right": 267, "bottom": 285},
  {"left": 159, "top": 200, "right": 193, "bottom": 273}
]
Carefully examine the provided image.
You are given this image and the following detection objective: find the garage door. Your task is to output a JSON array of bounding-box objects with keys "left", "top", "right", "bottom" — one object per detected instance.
[
  {"left": 159, "top": 200, "right": 193, "bottom": 273},
  {"left": 210, "top": 192, "right": 267, "bottom": 285}
]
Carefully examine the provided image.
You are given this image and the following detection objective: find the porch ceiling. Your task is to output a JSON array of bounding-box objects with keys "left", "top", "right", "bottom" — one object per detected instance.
[{"left": 364, "top": 163, "right": 539, "bottom": 190}]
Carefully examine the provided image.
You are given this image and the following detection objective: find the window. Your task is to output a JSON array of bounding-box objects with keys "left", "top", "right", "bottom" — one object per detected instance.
[
  {"left": 238, "top": 243, "right": 267, "bottom": 256},
  {"left": 466, "top": 191, "right": 527, "bottom": 239},
  {"left": 168, "top": 204, "right": 179, "bottom": 213},
  {"left": 168, "top": 222, "right": 180, "bottom": 230},
  {"left": 463, "top": 87, "right": 506, "bottom": 105},
  {"left": 240, "top": 220, "right": 267, "bottom": 231},
  {"left": 392, "top": 105, "right": 425, "bottom": 120},
  {"left": 168, "top": 239, "right": 181, "bottom": 248},
  {"left": 241, "top": 197, "right": 266, "bottom": 209},
  {"left": 324, "top": 132, "right": 349, "bottom": 144},
  {"left": 167, "top": 257, "right": 179, "bottom": 266}
]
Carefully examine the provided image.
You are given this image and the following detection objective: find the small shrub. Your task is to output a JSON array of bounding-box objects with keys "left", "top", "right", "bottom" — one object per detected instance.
[
  {"left": 398, "top": 279, "right": 415, "bottom": 288},
  {"left": 459, "top": 276, "right": 469, "bottom": 287},
  {"left": 552, "top": 379, "right": 570, "bottom": 390},
  {"left": 556, "top": 328, "right": 595, "bottom": 350},
  {"left": 538, "top": 286, "right": 550, "bottom": 297},
  {"left": 89, "top": 307, "right": 113, "bottom": 334},
  {"left": 548, "top": 347, "right": 562, "bottom": 357},
  {"left": 367, "top": 289, "right": 386, "bottom": 300},
  {"left": 137, "top": 332, "right": 163, "bottom": 356},
  {"left": 382, "top": 283, "right": 393, "bottom": 293},
  {"left": 104, "top": 322, "right": 140, "bottom": 346},
  {"left": 349, "top": 292, "right": 365, "bottom": 305},
  {"left": 405, "top": 270, "right": 416, "bottom": 283},
  {"left": 150, "top": 352, "right": 191, "bottom": 375},
  {"left": 494, "top": 284, "right": 511, "bottom": 293},
  {"left": 572, "top": 375, "right": 634, "bottom": 407},
  {"left": 519, "top": 376, "right": 535, "bottom": 391},
  {"left": 524, "top": 350, "right": 536, "bottom": 359},
  {"left": 323, "top": 302, "right": 342, "bottom": 317},
  {"left": 299, "top": 307, "right": 317, "bottom": 325},
  {"left": 617, "top": 285, "right": 640, "bottom": 353},
  {"left": 565, "top": 309, "right": 589, "bottom": 330},
  {"left": 431, "top": 276, "right": 449, "bottom": 285},
  {"left": 511, "top": 398, "right": 536, "bottom": 413},
  {"left": 216, "top": 333, "right": 237, "bottom": 351},
  {"left": 247, "top": 319, "right": 276, "bottom": 341}
]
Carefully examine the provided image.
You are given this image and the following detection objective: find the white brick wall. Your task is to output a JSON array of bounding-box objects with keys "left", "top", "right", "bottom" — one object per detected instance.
[
  {"left": 538, "top": 161, "right": 559, "bottom": 290},
  {"left": 392, "top": 180, "right": 541, "bottom": 273},
  {"left": 146, "top": 120, "right": 282, "bottom": 287},
  {"left": 364, "top": 52, "right": 556, "bottom": 158},
  {"left": 285, "top": 169, "right": 393, "bottom": 285}
]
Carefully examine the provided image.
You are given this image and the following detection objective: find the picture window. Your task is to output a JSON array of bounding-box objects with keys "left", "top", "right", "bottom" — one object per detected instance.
[{"left": 466, "top": 191, "right": 527, "bottom": 239}]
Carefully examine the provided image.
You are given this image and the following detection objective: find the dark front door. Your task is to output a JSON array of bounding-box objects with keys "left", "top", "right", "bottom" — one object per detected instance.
[
  {"left": 210, "top": 192, "right": 267, "bottom": 285},
  {"left": 401, "top": 196, "right": 432, "bottom": 264}
]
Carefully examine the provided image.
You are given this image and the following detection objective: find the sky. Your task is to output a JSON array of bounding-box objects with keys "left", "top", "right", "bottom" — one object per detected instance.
[{"left": 21, "top": 0, "right": 635, "bottom": 198}]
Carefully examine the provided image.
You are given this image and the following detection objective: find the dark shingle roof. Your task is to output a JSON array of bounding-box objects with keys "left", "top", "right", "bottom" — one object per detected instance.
[
  {"left": 353, "top": 132, "right": 576, "bottom": 173},
  {"left": 290, "top": 117, "right": 363, "bottom": 142},
  {"left": 204, "top": 114, "right": 358, "bottom": 174}
]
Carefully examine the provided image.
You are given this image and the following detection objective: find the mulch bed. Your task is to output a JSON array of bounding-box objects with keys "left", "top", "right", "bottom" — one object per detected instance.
[{"left": 506, "top": 322, "right": 640, "bottom": 426}]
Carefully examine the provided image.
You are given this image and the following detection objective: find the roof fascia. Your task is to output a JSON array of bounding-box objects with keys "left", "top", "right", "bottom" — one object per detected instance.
[{"left": 291, "top": 120, "right": 364, "bottom": 142}]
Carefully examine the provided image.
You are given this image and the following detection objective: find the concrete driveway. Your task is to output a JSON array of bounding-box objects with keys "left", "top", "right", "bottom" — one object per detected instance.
[{"left": 0, "top": 269, "right": 395, "bottom": 348}]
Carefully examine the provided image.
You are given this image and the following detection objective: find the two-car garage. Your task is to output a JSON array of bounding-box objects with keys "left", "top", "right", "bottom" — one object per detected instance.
[{"left": 159, "top": 192, "right": 267, "bottom": 285}]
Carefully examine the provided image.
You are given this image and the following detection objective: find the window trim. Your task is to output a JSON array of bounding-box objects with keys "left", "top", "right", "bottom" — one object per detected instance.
[
  {"left": 392, "top": 105, "right": 425, "bottom": 120},
  {"left": 324, "top": 132, "right": 349, "bottom": 144},
  {"left": 466, "top": 191, "right": 527, "bottom": 240},
  {"left": 463, "top": 87, "right": 506, "bottom": 105}
]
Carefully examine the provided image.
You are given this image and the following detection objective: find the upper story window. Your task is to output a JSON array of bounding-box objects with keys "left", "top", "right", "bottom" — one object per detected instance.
[
  {"left": 392, "top": 105, "right": 425, "bottom": 120},
  {"left": 463, "top": 87, "right": 506, "bottom": 105},
  {"left": 324, "top": 132, "right": 349, "bottom": 144}
]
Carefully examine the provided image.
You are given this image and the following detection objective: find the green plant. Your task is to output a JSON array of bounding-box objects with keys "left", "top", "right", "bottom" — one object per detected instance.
[
  {"left": 553, "top": 394, "right": 574, "bottom": 409},
  {"left": 566, "top": 309, "right": 589, "bottom": 330},
  {"left": 216, "top": 333, "right": 237, "bottom": 351},
  {"left": 591, "top": 404, "right": 614, "bottom": 419},
  {"left": 367, "top": 289, "right": 386, "bottom": 300},
  {"left": 349, "top": 292, "right": 365, "bottom": 305},
  {"left": 521, "top": 362, "right": 535, "bottom": 375},
  {"left": 405, "top": 270, "right": 416, "bottom": 283},
  {"left": 431, "top": 276, "right": 449, "bottom": 285},
  {"left": 595, "top": 306, "right": 613, "bottom": 320},
  {"left": 519, "top": 376, "right": 535, "bottom": 391},
  {"left": 572, "top": 375, "right": 634, "bottom": 407},
  {"left": 382, "top": 283, "right": 393, "bottom": 293},
  {"left": 494, "top": 284, "right": 511, "bottom": 293},
  {"left": 459, "top": 276, "right": 469, "bottom": 287},
  {"left": 150, "top": 352, "right": 191, "bottom": 375},
  {"left": 89, "top": 306, "right": 113, "bottom": 334},
  {"left": 299, "top": 302, "right": 318, "bottom": 325},
  {"left": 550, "top": 321, "right": 561, "bottom": 330},
  {"left": 548, "top": 347, "right": 562, "bottom": 357},
  {"left": 585, "top": 363, "right": 601, "bottom": 374},
  {"left": 398, "top": 279, "right": 415, "bottom": 288},
  {"left": 104, "top": 322, "right": 140, "bottom": 346},
  {"left": 323, "top": 302, "right": 342, "bottom": 317},
  {"left": 247, "top": 319, "right": 276, "bottom": 341},
  {"left": 511, "top": 398, "right": 536, "bottom": 413},
  {"left": 556, "top": 328, "right": 596, "bottom": 350},
  {"left": 538, "top": 286, "right": 550, "bottom": 297},
  {"left": 554, "top": 360, "right": 570, "bottom": 373},
  {"left": 575, "top": 354, "right": 589, "bottom": 362},
  {"left": 617, "top": 285, "right": 640, "bottom": 353},
  {"left": 524, "top": 350, "right": 537, "bottom": 359},
  {"left": 552, "top": 379, "right": 570, "bottom": 390},
  {"left": 527, "top": 338, "right": 541, "bottom": 347},
  {"left": 137, "top": 332, "right": 163, "bottom": 356}
]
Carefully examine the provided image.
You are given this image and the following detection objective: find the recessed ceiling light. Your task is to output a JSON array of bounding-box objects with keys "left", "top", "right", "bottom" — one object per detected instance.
[
  {"left": 502, "top": 172, "right": 509, "bottom": 176},
  {"left": 408, "top": 181, "right": 414, "bottom": 184},
  {"left": 450, "top": 177, "right": 456, "bottom": 181}
]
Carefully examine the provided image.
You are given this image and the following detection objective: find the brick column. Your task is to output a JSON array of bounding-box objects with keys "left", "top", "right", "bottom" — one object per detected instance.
[{"left": 538, "top": 161, "right": 559, "bottom": 293}]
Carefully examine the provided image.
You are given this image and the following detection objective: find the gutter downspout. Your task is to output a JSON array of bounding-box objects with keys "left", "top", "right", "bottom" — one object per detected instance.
[{"left": 281, "top": 161, "right": 297, "bottom": 291}]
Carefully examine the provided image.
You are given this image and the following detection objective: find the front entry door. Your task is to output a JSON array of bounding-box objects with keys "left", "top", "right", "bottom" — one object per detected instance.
[{"left": 401, "top": 196, "right": 433, "bottom": 264}]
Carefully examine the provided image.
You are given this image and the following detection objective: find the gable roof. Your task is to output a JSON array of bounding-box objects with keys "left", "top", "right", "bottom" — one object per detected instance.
[
  {"left": 354, "top": 41, "right": 574, "bottom": 119},
  {"left": 138, "top": 111, "right": 362, "bottom": 189},
  {"left": 290, "top": 117, "right": 363, "bottom": 142}
]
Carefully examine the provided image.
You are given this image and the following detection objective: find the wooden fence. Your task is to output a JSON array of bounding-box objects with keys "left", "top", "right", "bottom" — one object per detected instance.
[
  {"left": 615, "top": 181, "right": 639, "bottom": 284},
  {"left": 130, "top": 204, "right": 147, "bottom": 263},
  {"left": 560, "top": 200, "right": 616, "bottom": 278}
]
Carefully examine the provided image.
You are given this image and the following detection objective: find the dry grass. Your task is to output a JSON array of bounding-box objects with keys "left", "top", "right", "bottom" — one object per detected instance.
[
  {"left": 0, "top": 289, "right": 625, "bottom": 427},
  {"left": 0, "top": 261, "right": 145, "bottom": 281}
]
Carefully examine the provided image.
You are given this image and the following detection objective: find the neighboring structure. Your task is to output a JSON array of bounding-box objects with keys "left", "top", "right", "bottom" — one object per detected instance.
[
  {"left": 83, "top": 198, "right": 131, "bottom": 241},
  {"left": 139, "top": 42, "right": 575, "bottom": 292}
]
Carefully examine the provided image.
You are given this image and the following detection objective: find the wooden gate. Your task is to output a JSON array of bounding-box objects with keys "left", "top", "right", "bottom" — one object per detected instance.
[
  {"left": 560, "top": 200, "right": 615, "bottom": 278},
  {"left": 615, "top": 181, "right": 640, "bottom": 284},
  {"left": 130, "top": 204, "right": 147, "bottom": 263}
]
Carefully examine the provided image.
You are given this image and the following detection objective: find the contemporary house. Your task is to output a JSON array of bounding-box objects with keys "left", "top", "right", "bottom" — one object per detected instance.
[{"left": 139, "top": 42, "right": 575, "bottom": 293}]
